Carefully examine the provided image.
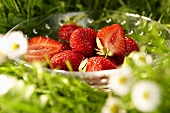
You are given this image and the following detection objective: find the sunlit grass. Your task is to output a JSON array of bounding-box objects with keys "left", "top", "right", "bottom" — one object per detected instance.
[{"left": 0, "top": 0, "right": 170, "bottom": 33}]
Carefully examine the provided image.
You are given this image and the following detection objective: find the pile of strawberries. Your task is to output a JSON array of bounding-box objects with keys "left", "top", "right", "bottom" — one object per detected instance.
[{"left": 24, "top": 23, "right": 139, "bottom": 72}]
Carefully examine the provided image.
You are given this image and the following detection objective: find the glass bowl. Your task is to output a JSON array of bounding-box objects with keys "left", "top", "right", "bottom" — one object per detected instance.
[{"left": 6, "top": 10, "right": 170, "bottom": 90}]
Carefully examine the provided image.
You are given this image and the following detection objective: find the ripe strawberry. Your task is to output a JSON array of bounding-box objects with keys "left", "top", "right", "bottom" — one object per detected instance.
[
  {"left": 58, "top": 24, "right": 81, "bottom": 41},
  {"left": 124, "top": 36, "right": 139, "bottom": 56},
  {"left": 50, "top": 50, "right": 85, "bottom": 71},
  {"left": 70, "top": 28, "right": 97, "bottom": 57},
  {"left": 108, "top": 55, "right": 125, "bottom": 66},
  {"left": 61, "top": 43, "right": 71, "bottom": 50},
  {"left": 85, "top": 56, "right": 117, "bottom": 72},
  {"left": 96, "top": 24, "right": 125, "bottom": 56},
  {"left": 24, "top": 36, "right": 64, "bottom": 63}
]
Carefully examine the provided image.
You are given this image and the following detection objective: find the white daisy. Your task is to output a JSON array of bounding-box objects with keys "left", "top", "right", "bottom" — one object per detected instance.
[
  {"left": 129, "top": 52, "right": 153, "bottom": 66},
  {"left": 101, "top": 96, "right": 126, "bottom": 113},
  {"left": 0, "top": 74, "right": 17, "bottom": 95},
  {"left": 0, "top": 51, "right": 6, "bottom": 64},
  {"left": 108, "top": 66, "right": 134, "bottom": 96},
  {"left": 0, "top": 33, "right": 4, "bottom": 38},
  {"left": 0, "top": 38, "right": 7, "bottom": 64},
  {"left": 131, "top": 80, "right": 161, "bottom": 112},
  {"left": 2, "top": 31, "right": 28, "bottom": 59}
]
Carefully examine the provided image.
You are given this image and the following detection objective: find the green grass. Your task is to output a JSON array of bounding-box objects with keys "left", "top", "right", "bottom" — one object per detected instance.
[
  {"left": 0, "top": 0, "right": 170, "bottom": 33},
  {"left": 0, "top": 61, "right": 108, "bottom": 113}
]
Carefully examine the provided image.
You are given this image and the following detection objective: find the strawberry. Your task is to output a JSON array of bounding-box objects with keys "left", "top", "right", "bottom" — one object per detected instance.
[
  {"left": 124, "top": 36, "right": 139, "bottom": 56},
  {"left": 50, "top": 50, "right": 85, "bottom": 71},
  {"left": 107, "top": 36, "right": 139, "bottom": 66},
  {"left": 58, "top": 24, "right": 81, "bottom": 41},
  {"left": 61, "top": 43, "right": 71, "bottom": 50},
  {"left": 85, "top": 56, "right": 117, "bottom": 72},
  {"left": 70, "top": 28, "right": 97, "bottom": 57},
  {"left": 96, "top": 24, "right": 125, "bottom": 56},
  {"left": 24, "top": 36, "right": 64, "bottom": 63},
  {"left": 108, "top": 55, "right": 125, "bottom": 66}
]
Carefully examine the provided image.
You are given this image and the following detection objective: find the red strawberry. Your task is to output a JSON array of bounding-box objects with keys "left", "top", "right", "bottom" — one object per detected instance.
[
  {"left": 61, "top": 43, "right": 71, "bottom": 50},
  {"left": 85, "top": 56, "right": 117, "bottom": 72},
  {"left": 108, "top": 55, "right": 125, "bottom": 66},
  {"left": 96, "top": 24, "right": 125, "bottom": 56},
  {"left": 107, "top": 37, "right": 139, "bottom": 66},
  {"left": 50, "top": 50, "right": 85, "bottom": 71},
  {"left": 58, "top": 24, "right": 81, "bottom": 41},
  {"left": 70, "top": 28, "right": 97, "bottom": 57},
  {"left": 24, "top": 36, "right": 63, "bottom": 63},
  {"left": 124, "top": 36, "right": 139, "bottom": 56}
]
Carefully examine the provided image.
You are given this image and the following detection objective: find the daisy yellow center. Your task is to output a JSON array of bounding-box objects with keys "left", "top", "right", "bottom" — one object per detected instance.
[
  {"left": 119, "top": 76, "right": 127, "bottom": 84},
  {"left": 139, "top": 56, "right": 146, "bottom": 62},
  {"left": 143, "top": 91, "right": 150, "bottom": 100},
  {"left": 110, "top": 104, "right": 119, "bottom": 113},
  {"left": 12, "top": 43, "right": 20, "bottom": 50}
]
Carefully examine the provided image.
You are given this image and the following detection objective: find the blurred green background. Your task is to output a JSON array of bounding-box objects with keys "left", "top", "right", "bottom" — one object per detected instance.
[{"left": 0, "top": 0, "right": 170, "bottom": 34}]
